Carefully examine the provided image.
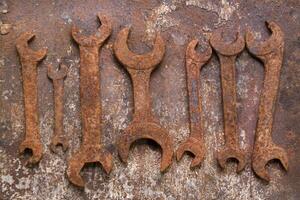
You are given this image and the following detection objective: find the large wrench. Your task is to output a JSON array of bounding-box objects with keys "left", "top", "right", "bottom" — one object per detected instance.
[
  {"left": 67, "top": 14, "right": 113, "bottom": 187},
  {"left": 246, "top": 21, "right": 288, "bottom": 181},
  {"left": 210, "top": 30, "right": 247, "bottom": 172},
  {"left": 48, "top": 63, "right": 68, "bottom": 153},
  {"left": 114, "top": 27, "right": 173, "bottom": 172},
  {"left": 16, "top": 32, "right": 47, "bottom": 166},
  {"left": 176, "top": 40, "right": 211, "bottom": 168}
]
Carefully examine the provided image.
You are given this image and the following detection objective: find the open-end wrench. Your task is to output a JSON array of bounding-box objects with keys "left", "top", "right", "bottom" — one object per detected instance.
[
  {"left": 67, "top": 14, "right": 113, "bottom": 187},
  {"left": 176, "top": 40, "right": 211, "bottom": 168},
  {"left": 114, "top": 27, "right": 173, "bottom": 172},
  {"left": 210, "top": 30, "right": 247, "bottom": 172},
  {"left": 16, "top": 32, "right": 47, "bottom": 166},
  {"left": 246, "top": 21, "right": 288, "bottom": 181},
  {"left": 48, "top": 63, "right": 68, "bottom": 153}
]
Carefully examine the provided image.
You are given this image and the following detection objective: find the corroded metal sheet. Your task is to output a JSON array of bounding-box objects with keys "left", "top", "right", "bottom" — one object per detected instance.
[{"left": 0, "top": 0, "right": 299, "bottom": 199}]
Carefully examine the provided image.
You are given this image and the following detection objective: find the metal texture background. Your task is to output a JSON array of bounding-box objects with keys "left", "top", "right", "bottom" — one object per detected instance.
[{"left": 0, "top": 0, "right": 299, "bottom": 199}]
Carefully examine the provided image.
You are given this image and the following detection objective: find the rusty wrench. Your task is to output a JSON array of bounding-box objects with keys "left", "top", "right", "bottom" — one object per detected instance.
[
  {"left": 246, "top": 21, "right": 288, "bottom": 181},
  {"left": 176, "top": 40, "right": 211, "bottom": 168},
  {"left": 114, "top": 27, "right": 173, "bottom": 172},
  {"left": 16, "top": 32, "right": 47, "bottom": 166},
  {"left": 210, "top": 30, "right": 247, "bottom": 172},
  {"left": 48, "top": 63, "right": 68, "bottom": 153},
  {"left": 67, "top": 14, "right": 113, "bottom": 187}
]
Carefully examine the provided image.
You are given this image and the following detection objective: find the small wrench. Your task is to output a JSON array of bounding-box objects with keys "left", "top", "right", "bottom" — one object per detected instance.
[
  {"left": 67, "top": 14, "right": 113, "bottom": 187},
  {"left": 176, "top": 40, "right": 211, "bottom": 168},
  {"left": 246, "top": 21, "right": 288, "bottom": 181},
  {"left": 114, "top": 27, "right": 173, "bottom": 172},
  {"left": 16, "top": 32, "right": 47, "bottom": 166},
  {"left": 48, "top": 63, "right": 68, "bottom": 153},
  {"left": 210, "top": 29, "right": 247, "bottom": 172}
]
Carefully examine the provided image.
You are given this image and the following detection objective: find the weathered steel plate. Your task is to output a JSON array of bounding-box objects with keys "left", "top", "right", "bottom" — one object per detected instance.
[{"left": 0, "top": 0, "right": 299, "bottom": 199}]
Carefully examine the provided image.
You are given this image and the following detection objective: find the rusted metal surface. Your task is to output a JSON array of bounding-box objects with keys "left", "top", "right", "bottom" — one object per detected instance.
[
  {"left": 114, "top": 27, "right": 173, "bottom": 172},
  {"left": 47, "top": 63, "right": 68, "bottom": 153},
  {"left": 1, "top": 0, "right": 300, "bottom": 199},
  {"left": 246, "top": 21, "right": 289, "bottom": 182},
  {"left": 176, "top": 39, "right": 211, "bottom": 168},
  {"left": 16, "top": 32, "right": 47, "bottom": 166},
  {"left": 210, "top": 30, "right": 247, "bottom": 172},
  {"left": 67, "top": 15, "right": 113, "bottom": 188}
]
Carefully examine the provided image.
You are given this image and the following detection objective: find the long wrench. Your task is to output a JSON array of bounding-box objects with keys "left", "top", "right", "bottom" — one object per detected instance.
[
  {"left": 48, "top": 63, "right": 68, "bottom": 153},
  {"left": 114, "top": 27, "right": 173, "bottom": 172},
  {"left": 67, "top": 14, "right": 113, "bottom": 188},
  {"left": 210, "top": 30, "right": 247, "bottom": 172},
  {"left": 16, "top": 32, "right": 47, "bottom": 166},
  {"left": 176, "top": 40, "right": 211, "bottom": 168},
  {"left": 246, "top": 21, "right": 288, "bottom": 181}
]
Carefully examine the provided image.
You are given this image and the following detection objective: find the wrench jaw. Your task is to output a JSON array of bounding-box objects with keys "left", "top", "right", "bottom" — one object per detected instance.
[
  {"left": 252, "top": 145, "right": 288, "bottom": 182},
  {"left": 67, "top": 146, "right": 113, "bottom": 188},
  {"left": 209, "top": 30, "right": 245, "bottom": 56},
  {"left": 246, "top": 21, "right": 284, "bottom": 60},
  {"left": 16, "top": 32, "right": 47, "bottom": 62},
  {"left": 71, "top": 14, "right": 112, "bottom": 47},
  {"left": 19, "top": 139, "right": 43, "bottom": 166},
  {"left": 186, "top": 39, "right": 212, "bottom": 65},
  {"left": 176, "top": 137, "right": 205, "bottom": 169},
  {"left": 50, "top": 136, "right": 69, "bottom": 153},
  {"left": 113, "top": 27, "right": 165, "bottom": 70},
  {"left": 117, "top": 122, "right": 173, "bottom": 172},
  {"left": 217, "top": 148, "right": 247, "bottom": 173},
  {"left": 47, "top": 64, "right": 68, "bottom": 80}
]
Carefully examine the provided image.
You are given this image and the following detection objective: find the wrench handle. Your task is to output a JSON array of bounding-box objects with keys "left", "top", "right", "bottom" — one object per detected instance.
[
  {"left": 255, "top": 56, "right": 283, "bottom": 143},
  {"left": 53, "top": 79, "right": 64, "bottom": 138},
  {"left": 21, "top": 60, "right": 40, "bottom": 140},
  {"left": 128, "top": 69, "right": 153, "bottom": 121},
  {"left": 79, "top": 46, "right": 102, "bottom": 145},
  {"left": 186, "top": 62, "right": 203, "bottom": 139},
  {"left": 219, "top": 55, "right": 239, "bottom": 147}
]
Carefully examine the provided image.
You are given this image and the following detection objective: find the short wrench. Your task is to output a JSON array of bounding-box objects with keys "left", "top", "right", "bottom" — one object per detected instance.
[
  {"left": 48, "top": 63, "right": 68, "bottom": 153},
  {"left": 246, "top": 21, "right": 288, "bottom": 181},
  {"left": 114, "top": 27, "right": 173, "bottom": 172},
  {"left": 67, "top": 14, "right": 113, "bottom": 187},
  {"left": 16, "top": 32, "right": 47, "bottom": 166},
  {"left": 176, "top": 40, "right": 211, "bottom": 168},
  {"left": 210, "top": 30, "right": 247, "bottom": 172}
]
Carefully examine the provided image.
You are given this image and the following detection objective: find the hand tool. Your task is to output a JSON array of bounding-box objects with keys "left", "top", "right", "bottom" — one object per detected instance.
[
  {"left": 48, "top": 63, "right": 68, "bottom": 153},
  {"left": 176, "top": 39, "right": 211, "bottom": 168},
  {"left": 67, "top": 14, "right": 113, "bottom": 188},
  {"left": 246, "top": 21, "right": 288, "bottom": 181},
  {"left": 114, "top": 27, "right": 173, "bottom": 172},
  {"left": 16, "top": 32, "right": 47, "bottom": 166},
  {"left": 210, "top": 29, "right": 247, "bottom": 172}
]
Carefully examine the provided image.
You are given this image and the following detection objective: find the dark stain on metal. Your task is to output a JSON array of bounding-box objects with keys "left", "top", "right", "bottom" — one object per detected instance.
[
  {"left": 16, "top": 32, "right": 47, "bottom": 166},
  {"left": 246, "top": 21, "right": 288, "bottom": 182},
  {"left": 67, "top": 14, "right": 113, "bottom": 188},
  {"left": 176, "top": 39, "right": 211, "bottom": 168},
  {"left": 47, "top": 63, "right": 68, "bottom": 153},
  {"left": 114, "top": 27, "right": 173, "bottom": 172},
  {"left": 210, "top": 29, "right": 247, "bottom": 172}
]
